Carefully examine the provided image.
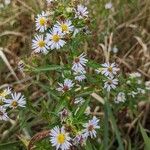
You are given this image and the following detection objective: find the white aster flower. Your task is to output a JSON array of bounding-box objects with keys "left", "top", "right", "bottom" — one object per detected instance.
[
  {"left": 129, "top": 72, "right": 141, "bottom": 78},
  {"left": 50, "top": 126, "right": 71, "bottom": 150},
  {"left": 83, "top": 116, "right": 100, "bottom": 138},
  {"left": 74, "top": 97, "right": 85, "bottom": 105},
  {"left": 75, "top": 74, "right": 86, "bottom": 82},
  {"left": 57, "top": 79, "right": 74, "bottom": 92},
  {"left": 54, "top": 20, "right": 74, "bottom": 34},
  {"left": 0, "top": 87, "right": 11, "bottom": 101},
  {"left": 35, "top": 11, "right": 48, "bottom": 32},
  {"left": 104, "top": 77, "right": 118, "bottom": 91},
  {"left": 114, "top": 92, "right": 126, "bottom": 104},
  {"left": 105, "top": 2, "right": 113, "bottom": 9},
  {"left": 46, "top": 0, "right": 54, "bottom": 4},
  {"left": 137, "top": 88, "right": 145, "bottom": 94},
  {"left": 128, "top": 91, "right": 138, "bottom": 98},
  {"left": 112, "top": 46, "right": 119, "bottom": 53},
  {"left": 32, "top": 35, "right": 49, "bottom": 54},
  {"left": 73, "top": 132, "right": 87, "bottom": 146},
  {"left": 59, "top": 108, "right": 70, "bottom": 122},
  {"left": 75, "top": 5, "right": 88, "bottom": 19},
  {"left": 72, "top": 53, "right": 88, "bottom": 73},
  {"left": 145, "top": 81, "right": 150, "bottom": 90},
  {"left": 46, "top": 29, "right": 66, "bottom": 50},
  {"left": 0, "top": 106, "right": 9, "bottom": 121},
  {"left": 4, "top": 92, "right": 26, "bottom": 109},
  {"left": 101, "top": 62, "right": 119, "bottom": 77}
]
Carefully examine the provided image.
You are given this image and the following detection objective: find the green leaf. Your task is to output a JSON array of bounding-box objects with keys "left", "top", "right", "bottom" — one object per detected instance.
[
  {"left": 103, "top": 99, "right": 109, "bottom": 150},
  {"left": 28, "top": 65, "right": 63, "bottom": 72},
  {"left": 86, "top": 140, "right": 93, "bottom": 150},
  {"left": 0, "top": 141, "right": 23, "bottom": 150},
  {"left": 76, "top": 99, "right": 90, "bottom": 119},
  {"left": 139, "top": 124, "right": 150, "bottom": 150},
  {"left": 105, "top": 98, "right": 124, "bottom": 150}
]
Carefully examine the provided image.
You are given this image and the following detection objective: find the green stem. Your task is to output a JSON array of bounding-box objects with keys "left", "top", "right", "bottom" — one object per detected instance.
[
  {"left": 105, "top": 97, "right": 124, "bottom": 150},
  {"left": 103, "top": 99, "right": 109, "bottom": 150}
]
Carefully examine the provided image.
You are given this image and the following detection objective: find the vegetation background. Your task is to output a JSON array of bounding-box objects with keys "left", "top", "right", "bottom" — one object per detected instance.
[{"left": 0, "top": 0, "right": 150, "bottom": 150}]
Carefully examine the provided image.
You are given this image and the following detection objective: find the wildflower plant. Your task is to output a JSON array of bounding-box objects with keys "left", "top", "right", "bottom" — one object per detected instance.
[
  {"left": 1, "top": 0, "right": 150, "bottom": 150},
  {"left": 19, "top": 0, "right": 150, "bottom": 150}
]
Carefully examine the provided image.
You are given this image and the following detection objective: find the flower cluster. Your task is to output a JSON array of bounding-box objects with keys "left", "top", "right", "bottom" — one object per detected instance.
[
  {"left": 50, "top": 116, "right": 100, "bottom": 150},
  {"left": 26, "top": 1, "right": 150, "bottom": 150},
  {"left": 0, "top": 87, "right": 26, "bottom": 121},
  {"left": 57, "top": 53, "right": 88, "bottom": 93},
  {"left": 32, "top": 2, "right": 89, "bottom": 54},
  {"left": 96, "top": 62, "right": 120, "bottom": 91}
]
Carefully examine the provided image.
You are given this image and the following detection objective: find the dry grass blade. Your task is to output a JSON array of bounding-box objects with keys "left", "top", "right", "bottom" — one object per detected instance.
[
  {"left": 28, "top": 130, "right": 51, "bottom": 150},
  {"left": 0, "top": 48, "right": 19, "bottom": 81},
  {"left": 91, "top": 92, "right": 104, "bottom": 104},
  {"left": 134, "top": 36, "right": 148, "bottom": 57},
  {"left": 16, "top": 0, "right": 36, "bottom": 13},
  {"left": 0, "top": 31, "right": 24, "bottom": 37}
]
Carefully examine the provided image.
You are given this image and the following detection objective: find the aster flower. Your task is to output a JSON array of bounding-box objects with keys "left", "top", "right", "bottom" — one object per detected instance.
[
  {"left": 105, "top": 2, "right": 113, "bottom": 9},
  {"left": 0, "top": 106, "right": 9, "bottom": 121},
  {"left": 50, "top": 126, "right": 71, "bottom": 150},
  {"left": 74, "top": 70, "right": 86, "bottom": 82},
  {"left": 112, "top": 46, "right": 119, "bottom": 53},
  {"left": 137, "top": 88, "right": 145, "bottom": 94},
  {"left": 72, "top": 53, "right": 88, "bottom": 73},
  {"left": 59, "top": 108, "right": 70, "bottom": 122},
  {"left": 57, "top": 79, "right": 74, "bottom": 92},
  {"left": 104, "top": 77, "right": 118, "bottom": 91},
  {"left": 35, "top": 11, "right": 48, "bottom": 32},
  {"left": 129, "top": 72, "right": 141, "bottom": 78},
  {"left": 46, "top": 29, "right": 66, "bottom": 50},
  {"left": 145, "top": 81, "right": 150, "bottom": 90},
  {"left": 114, "top": 92, "right": 126, "bottom": 104},
  {"left": 32, "top": 35, "right": 49, "bottom": 54},
  {"left": 83, "top": 116, "right": 100, "bottom": 138},
  {"left": 46, "top": 0, "right": 54, "bottom": 4},
  {"left": 73, "top": 132, "right": 87, "bottom": 146},
  {"left": 101, "top": 62, "right": 119, "bottom": 77},
  {"left": 75, "top": 5, "right": 88, "bottom": 19},
  {"left": 128, "top": 91, "right": 138, "bottom": 98},
  {"left": 4, "top": 92, "right": 26, "bottom": 109},
  {"left": 0, "top": 87, "right": 11, "bottom": 101},
  {"left": 54, "top": 20, "right": 74, "bottom": 34}
]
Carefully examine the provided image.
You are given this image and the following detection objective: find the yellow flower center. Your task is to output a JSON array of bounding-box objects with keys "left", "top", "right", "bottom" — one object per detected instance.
[
  {"left": 52, "top": 34, "right": 60, "bottom": 42},
  {"left": 39, "top": 17, "right": 46, "bottom": 26},
  {"left": 61, "top": 24, "right": 68, "bottom": 32},
  {"left": 0, "top": 91, "right": 7, "bottom": 98},
  {"left": 108, "top": 67, "right": 112, "bottom": 72},
  {"left": 57, "top": 134, "right": 65, "bottom": 144},
  {"left": 11, "top": 100, "right": 18, "bottom": 108},
  {"left": 38, "top": 40, "right": 45, "bottom": 48}
]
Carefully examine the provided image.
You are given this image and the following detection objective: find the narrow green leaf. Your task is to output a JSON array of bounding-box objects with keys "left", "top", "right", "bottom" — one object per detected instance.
[
  {"left": 103, "top": 100, "right": 109, "bottom": 150},
  {"left": 76, "top": 99, "right": 90, "bottom": 119},
  {"left": 106, "top": 99, "right": 124, "bottom": 150},
  {"left": 28, "top": 65, "right": 63, "bottom": 72},
  {"left": 139, "top": 124, "right": 150, "bottom": 150}
]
